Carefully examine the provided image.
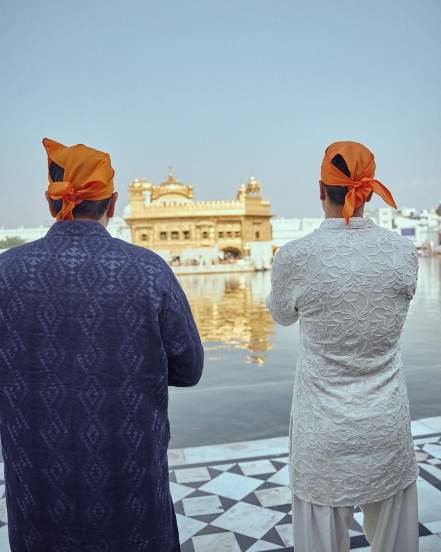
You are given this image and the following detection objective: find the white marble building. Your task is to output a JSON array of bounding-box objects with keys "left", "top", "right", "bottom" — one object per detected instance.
[
  {"left": 0, "top": 216, "right": 132, "bottom": 250},
  {"left": 270, "top": 217, "right": 323, "bottom": 248},
  {"left": 271, "top": 205, "right": 441, "bottom": 253},
  {"left": 369, "top": 206, "right": 441, "bottom": 251},
  {"left": 0, "top": 224, "right": 50, "bottom": 243}
]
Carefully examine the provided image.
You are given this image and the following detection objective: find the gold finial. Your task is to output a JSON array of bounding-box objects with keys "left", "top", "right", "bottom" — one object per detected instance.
[
  {"left": 168, "top": 164, "right": 174, "bottom": 182},
  {"left": 246, "top": 176, "right": 261, "bottom": 194}
]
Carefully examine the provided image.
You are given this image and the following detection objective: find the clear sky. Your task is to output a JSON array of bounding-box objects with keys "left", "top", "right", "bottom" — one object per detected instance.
[{"left": 1, "top": 0, "right": 440, "bottom": 227}]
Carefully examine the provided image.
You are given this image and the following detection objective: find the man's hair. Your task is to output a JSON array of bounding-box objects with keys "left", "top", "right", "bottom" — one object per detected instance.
[
  {"left": 324, "top": 154, "right": 350, "bottom": 206},
  {"left": 49, "top": 161, "right": 112, "bottom": 220}
]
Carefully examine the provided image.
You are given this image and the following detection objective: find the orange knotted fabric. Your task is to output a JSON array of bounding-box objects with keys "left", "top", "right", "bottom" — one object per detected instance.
[
  {"left": 320, "top": 141, "right": 397, "bottom": 224},
  {"left": 43, "top": 138, "right": 115, "bottom": 221}
]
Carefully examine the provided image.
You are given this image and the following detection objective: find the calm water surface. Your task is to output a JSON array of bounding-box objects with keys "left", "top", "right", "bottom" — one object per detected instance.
[{"left": 169, "top": 258, "right": 441, "bottom": 448}]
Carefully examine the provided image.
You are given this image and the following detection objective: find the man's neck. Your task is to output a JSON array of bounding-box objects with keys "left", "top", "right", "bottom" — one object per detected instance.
[
  {"left": 324, "top": 206, "right": 365, "bottom": 219},
  {"left": 72, "top": 215, "right": 108, "bottom": 228}
]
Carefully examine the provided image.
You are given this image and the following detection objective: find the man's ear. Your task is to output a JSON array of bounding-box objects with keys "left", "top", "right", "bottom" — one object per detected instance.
[
  {"left": 320, "top": 181, "right": 326, "bottom": 201},
  {"left": 366, "top": 191, "right": 373, "bottom": 203},
  {"left": 106, "top": 192, "right": 118, "bottom": 218},
  {"left": 45, "top": 192, "right": 58, "bottom": 217}
]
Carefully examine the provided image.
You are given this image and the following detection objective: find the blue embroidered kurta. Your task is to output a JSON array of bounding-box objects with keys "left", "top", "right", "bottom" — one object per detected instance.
[{"left": 0, "top": 220, "right": 204, "bottom": 552}]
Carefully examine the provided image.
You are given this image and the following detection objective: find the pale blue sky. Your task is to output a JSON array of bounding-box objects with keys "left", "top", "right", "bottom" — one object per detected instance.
[{"left": 1, "top": 0, "right": 440, "bottom": 227}]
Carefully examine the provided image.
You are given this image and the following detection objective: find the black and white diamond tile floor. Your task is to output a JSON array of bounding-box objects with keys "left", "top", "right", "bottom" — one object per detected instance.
[
  {"left": 0, "top": 418, "right": 440, "bottom": 550},
  {"left": 168, "top": 417, "right": 441, "bottom": 551}
]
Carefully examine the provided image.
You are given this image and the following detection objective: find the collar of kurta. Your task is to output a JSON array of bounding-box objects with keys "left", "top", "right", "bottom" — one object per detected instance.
[
  {"left": 320, "top": 217, "right": 376, "bottom": 230},
  {"left": 45, "top": 220, "right": 111, "bottom": 238}
]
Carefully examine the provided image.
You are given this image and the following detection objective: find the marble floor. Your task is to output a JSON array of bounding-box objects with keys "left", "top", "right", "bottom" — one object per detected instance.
[
  {"left": 168, "top": 416, "right": 441, "bottom": 552},
  {"left": 0, "top": 418, "right": 441, "bottom": 551}
]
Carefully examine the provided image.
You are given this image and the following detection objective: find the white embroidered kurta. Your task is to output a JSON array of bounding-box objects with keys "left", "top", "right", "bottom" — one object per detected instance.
[{"left": 267, "top": 217, "right": 419, "bottom": 507}]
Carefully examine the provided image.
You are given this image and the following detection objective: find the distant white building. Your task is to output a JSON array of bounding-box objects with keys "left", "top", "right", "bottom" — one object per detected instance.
[
  {"left": 0, "top": 216, "right": 132, "bottom": 253},
  {"left": 271, "top": 217, "right": 323, "bottom": 248},
  {"left": 369, "top": 205, "right": 441, "bottom": 251},
  {"left": 368, "top": 207, "right": 394, "bottom": 230},
  {"left": 272, "top": 204, "right": 441, "bottom": 254},
  {"left": 0, "top": 224, "right": 50, "bottom": 243},
  {"left": 106, "top": 216, "right": 132, "bottom": 242}
]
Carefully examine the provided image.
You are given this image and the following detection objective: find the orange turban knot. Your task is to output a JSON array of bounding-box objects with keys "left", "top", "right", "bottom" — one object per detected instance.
[
  {"left": 43, "top": 138, "right": 115, "bottom": 221},
  {"left": 320, "top": 141, "right": 397, "bottom": 224}
]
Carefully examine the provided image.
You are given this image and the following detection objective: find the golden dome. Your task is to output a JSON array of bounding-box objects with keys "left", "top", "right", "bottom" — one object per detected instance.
[{"left": 153, "top": 165, "right": 193, "bottom": 202}]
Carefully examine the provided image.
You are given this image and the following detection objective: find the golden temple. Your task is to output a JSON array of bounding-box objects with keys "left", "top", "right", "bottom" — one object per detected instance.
[{"left": 124, "top": 167, "right": 272, "bottom": 261}]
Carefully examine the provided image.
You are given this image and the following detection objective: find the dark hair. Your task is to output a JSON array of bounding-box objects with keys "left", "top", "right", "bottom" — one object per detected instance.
[
  {"left": 49, "top": 161, "right": 112, "bottom": 220},
  {"left": 324, "top": 154, "right": 350, "bottom": 206}
]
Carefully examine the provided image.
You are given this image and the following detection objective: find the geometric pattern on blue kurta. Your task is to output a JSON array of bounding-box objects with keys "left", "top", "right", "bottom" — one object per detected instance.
[{"left": 0, "top": 220, "right": 203, "bottom": 552}]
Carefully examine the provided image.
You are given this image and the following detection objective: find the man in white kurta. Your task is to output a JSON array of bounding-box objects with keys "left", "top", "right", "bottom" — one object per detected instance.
[{"left": 267, "top": 141, "right": 419, "bottom": 552}]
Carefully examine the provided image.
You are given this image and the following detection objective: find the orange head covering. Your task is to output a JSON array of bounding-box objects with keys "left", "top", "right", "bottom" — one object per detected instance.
[
  {"left": 320, "top": 141, "right": 397, "bottom": 224},
  {"left": 43, "top": 138, "right": 115, "bottom": 221}
]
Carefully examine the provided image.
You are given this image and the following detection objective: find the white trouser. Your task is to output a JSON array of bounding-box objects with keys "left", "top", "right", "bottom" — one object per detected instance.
[{"left": 293, "top": 481, "right": 418, "bottom": 552}]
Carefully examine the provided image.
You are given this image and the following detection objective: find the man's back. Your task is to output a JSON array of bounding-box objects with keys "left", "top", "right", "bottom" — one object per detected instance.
[
  {"left": 268, "top": 217, "right": 419, "bottom": 506},
  {"left": 0, "top": 220, "right": 203, "bottom": 551},
  {"left": 278, "top": 217, "right": 418, "bottom": 364}
]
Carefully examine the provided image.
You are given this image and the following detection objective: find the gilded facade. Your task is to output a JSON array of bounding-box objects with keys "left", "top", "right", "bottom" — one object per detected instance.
[{"left": 124, "top": 167, "right": 272, "bottom": 259}]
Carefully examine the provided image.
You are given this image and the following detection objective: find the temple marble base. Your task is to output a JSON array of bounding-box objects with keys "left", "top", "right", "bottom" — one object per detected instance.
[{"left": 0, "top": 417, "right": 441, "bottom": 551}]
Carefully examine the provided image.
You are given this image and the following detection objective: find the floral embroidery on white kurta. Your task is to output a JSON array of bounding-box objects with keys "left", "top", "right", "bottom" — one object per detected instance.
[{"left": 267, "top": 217, "right": 419, "bottom": 506}]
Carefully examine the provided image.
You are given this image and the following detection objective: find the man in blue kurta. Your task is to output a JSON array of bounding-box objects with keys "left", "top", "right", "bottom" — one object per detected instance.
[{"left": 0, "top": 138, "right": 204, "bottom": 551}]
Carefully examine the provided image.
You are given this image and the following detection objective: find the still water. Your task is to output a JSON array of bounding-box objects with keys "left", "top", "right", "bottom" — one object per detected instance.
[{"left": 169, "top": 258, "right": 441, "bottom": 448}]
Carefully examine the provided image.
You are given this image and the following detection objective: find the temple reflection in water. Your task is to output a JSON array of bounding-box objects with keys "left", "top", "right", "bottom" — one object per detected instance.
[{"left": 178, "top": 271, "right": 274, "bottom": 365}]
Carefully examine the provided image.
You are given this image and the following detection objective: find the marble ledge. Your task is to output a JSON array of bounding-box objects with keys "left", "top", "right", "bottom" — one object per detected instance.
[
  {"left": 169, "top": 416, "right": 441, "bottom": 468},
  {"left": 169, "top": 436, "right": 289, "bottom": 468}
]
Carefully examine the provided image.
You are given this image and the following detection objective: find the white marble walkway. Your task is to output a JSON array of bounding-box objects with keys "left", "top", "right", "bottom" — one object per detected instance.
[{"left": 168, "top": 416, "right": 441, "bottom": 551}]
